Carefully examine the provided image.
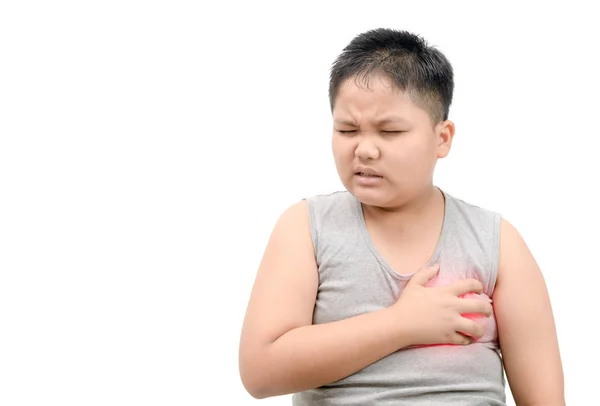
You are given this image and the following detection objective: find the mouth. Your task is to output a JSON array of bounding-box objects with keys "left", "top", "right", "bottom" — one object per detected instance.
[{"left": 355, "top": 171, "right": 382, "bottom": 178}]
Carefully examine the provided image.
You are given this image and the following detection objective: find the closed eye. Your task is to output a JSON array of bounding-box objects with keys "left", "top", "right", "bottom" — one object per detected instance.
[
  {"left": 381, "top": 130, "right": 405, "bottom": 135},
  {"left": 338, "top": 130, "right": 357, "bottom": 134}
]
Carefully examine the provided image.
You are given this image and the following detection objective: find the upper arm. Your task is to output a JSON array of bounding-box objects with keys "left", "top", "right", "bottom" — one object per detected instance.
[
  {"left": 493, "top": 218, "right": 565, "bottom": 405},
  {"left": 239, "top": 200, "right": 319, "bottom": 371}
]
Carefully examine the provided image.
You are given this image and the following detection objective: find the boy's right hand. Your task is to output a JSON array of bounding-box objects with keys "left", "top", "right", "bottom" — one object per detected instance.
[{"left": 391, "top": 264, "right": 493, "bottom": 346}]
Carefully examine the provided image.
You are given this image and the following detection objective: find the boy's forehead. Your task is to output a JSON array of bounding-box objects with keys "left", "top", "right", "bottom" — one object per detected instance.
[
  {"left": 338, "top": 74, "right": 403, "bottom": 94},
  {"left": 333, "top": 77, "right": 416, "bottom": 122},
  {"left": 336, "top": 76, "right": 412, "bottom": 107}
]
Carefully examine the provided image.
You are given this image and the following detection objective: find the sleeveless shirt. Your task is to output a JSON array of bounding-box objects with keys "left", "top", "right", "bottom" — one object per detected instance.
[{"left": 292, "top": 188, "right": 506, "bottom": 405}]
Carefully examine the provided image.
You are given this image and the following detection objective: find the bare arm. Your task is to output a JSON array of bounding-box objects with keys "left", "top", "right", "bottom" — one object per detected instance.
[
  {"left": 493, "top": 219, "right": 565, "bottom": 406},
  {"left": 238, "top": 201, "right": 411, "bottom": 399}
]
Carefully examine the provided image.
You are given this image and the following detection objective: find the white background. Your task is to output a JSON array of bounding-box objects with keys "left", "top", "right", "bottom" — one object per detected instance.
[{"left": 1, "top": 1, "right": 598, "bottom": 405}]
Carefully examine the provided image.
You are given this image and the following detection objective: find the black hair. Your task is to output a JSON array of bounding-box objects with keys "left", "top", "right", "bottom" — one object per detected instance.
[{"left": 329, "top": 28, "right": 454, "bottom": 125}]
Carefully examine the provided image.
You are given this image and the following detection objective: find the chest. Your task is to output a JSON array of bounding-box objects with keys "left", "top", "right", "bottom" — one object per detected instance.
[
  {"left": 367, "top": 222, "right": 443, "bottom": 277},
  {"left": 314, "top": 231, "right": 491, "bottom": 325}
]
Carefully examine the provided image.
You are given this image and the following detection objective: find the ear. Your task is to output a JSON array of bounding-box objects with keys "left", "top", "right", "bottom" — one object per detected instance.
[{"left": 436, "top": 120, "right": 455, "bottom": 159}]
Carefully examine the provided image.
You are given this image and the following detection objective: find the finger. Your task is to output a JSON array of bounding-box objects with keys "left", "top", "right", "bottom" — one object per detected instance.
[
  {"left": 407, "top": 264, "right": 440, "bottom": 286},
  {"left": 445, "top": 278, "right": 483, "bottom": 296},
  {"left": 455, "top": 318, "right": 485, "bottom": 339},
  {"left": 449, "top": 332, "right": 474, "bottom": 346},
  {"left": 457, "top": 299, "right": 493, "bottom": 317}
]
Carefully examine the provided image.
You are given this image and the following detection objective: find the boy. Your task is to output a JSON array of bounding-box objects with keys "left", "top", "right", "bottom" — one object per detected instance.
[{"left": 239, "top": 28, "right": 564, "bottom": 405}]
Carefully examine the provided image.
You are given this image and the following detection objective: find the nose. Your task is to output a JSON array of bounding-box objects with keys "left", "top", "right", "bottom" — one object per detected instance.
[{"left": 355, "top": 136, "right": 380, "bottom": 160}]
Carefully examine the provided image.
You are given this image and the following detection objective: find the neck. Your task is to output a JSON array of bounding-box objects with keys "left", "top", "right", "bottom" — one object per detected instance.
[{"left": 361, "top": 186, "right": 444, "bottom": 237}]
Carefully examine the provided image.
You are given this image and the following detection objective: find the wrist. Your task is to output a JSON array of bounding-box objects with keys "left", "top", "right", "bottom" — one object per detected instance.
[{"left": 380, "top": 306, "right": 413, "bottom": 349}]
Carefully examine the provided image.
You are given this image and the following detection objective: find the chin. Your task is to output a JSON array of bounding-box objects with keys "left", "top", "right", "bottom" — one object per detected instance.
[{"left": 346, "top": 185, "right": 393, "bottom": 208}]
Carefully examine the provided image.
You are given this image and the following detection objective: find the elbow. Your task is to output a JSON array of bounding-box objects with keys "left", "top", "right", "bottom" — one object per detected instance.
[
  {"left": 240, "top": 369, "right": 280, "bottom": 399},
  {"left": 239, "top": 352, "right": 278, "bottom": 399},
  {"left": 242, "top": 382, "right": 268, "bottom": 400},
  {"left": 240, "top": 370, "right": 269, "bottom": 400}
]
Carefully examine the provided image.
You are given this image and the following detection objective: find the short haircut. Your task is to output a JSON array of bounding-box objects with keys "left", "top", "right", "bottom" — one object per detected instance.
[{"left": 329, "top": 28, "right": 454, "bottom": 125}]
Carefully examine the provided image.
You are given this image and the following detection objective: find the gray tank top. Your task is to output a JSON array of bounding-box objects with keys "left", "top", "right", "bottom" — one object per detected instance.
[{"left": 292, "top": 189, "right": 506, "bottom": 405}]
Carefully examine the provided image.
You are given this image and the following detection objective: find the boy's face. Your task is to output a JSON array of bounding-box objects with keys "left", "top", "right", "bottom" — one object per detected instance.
[{"left": 331, "top": 74, "right": 454, "bottom": 208}]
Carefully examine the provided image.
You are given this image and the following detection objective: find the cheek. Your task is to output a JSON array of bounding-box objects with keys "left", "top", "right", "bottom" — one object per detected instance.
[
  {"left": 331, "top": 140, "right": 354, "bottom": 171},
  {"left": 387, "top": 141, "right": 433, "bottom": 172},
  {"left": 332, "top": 138, "right": 355, "bottom": 159}
]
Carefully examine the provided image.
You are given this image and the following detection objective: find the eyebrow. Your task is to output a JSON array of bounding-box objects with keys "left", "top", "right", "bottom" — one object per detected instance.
[
  {"left": 334, "top": 119, "right": 358, "bottom": 126},
  {"left": 375, "top": 116, "right": 411, "bottom": 125},
  {"left": 334, "top": 116, "right": 410, "bottom": 126}
]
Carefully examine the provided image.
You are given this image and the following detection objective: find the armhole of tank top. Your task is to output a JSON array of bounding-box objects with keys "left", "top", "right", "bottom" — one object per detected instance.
[
  {"left": 302, "top": 197, "right": 319, "bottom": 263},
  {"left": 488, "top": 212, "right": 502, "bottom": 295}
]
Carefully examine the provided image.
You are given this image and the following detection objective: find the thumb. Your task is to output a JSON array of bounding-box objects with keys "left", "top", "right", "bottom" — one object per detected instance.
[{"left": 408, "top": 264, "right": 440, "bottom": 286}]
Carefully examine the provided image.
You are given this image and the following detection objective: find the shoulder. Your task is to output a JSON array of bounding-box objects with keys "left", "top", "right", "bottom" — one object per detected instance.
[
  {"left": 302, "top": 190, "right": 355, "bottom": 252},
  {"left": 444, "top": 190, "right": 502, "bottom": 227},
  {"left": 445, "top": 192, "right": 527, "bottom": 261},
  {"left": 443, "top": 190, "right": 502, "bottom": 247},
  {"left": 303, "top": 190, "right": 354, "bottom": 212},
  {"left": 273, "top": 191, "right": 352, "bottom": 247},
  {"left": 273, "top": 199, "right": 311, "bottom": 232},
  {"left": 497, "top": 218, "right": 535, "bottom": 278},
  {"left": 303, "top": 190, "right": 355, "bottom": 228},
  {"left": 444, "top": 191, "right": 538, "bottom": 281},
  {"left": 264, "top": 199, "right": 316, "bottom": 263}
]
